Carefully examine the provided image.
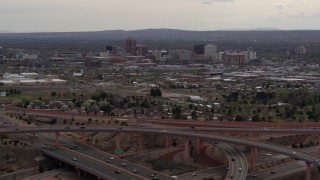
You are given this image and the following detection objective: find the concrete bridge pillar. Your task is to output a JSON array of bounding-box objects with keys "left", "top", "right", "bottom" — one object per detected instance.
[
  {"left": 138, "top": 135, "right": 144, "bottom": 152},
  {"left": 250, "top": 147, "right": 257, "bottom": 171},
  {"left": 306, "top": 162, "right": 312, "bottom": 180},
  {"left": 250, "top": 133, "right": 259, "bottom": 139},
  {"left": 165, "top": 135, "right": 172, "bottom": 148},
  {"left": 184, "top": 137, "right": 190, "bottom": 162},
  {"left": 59, "top": 161, "right": 63, "bottom": 168},
  {"left": 115, "top": 133, "right": 121, "bottom": 151},
  {"left": 195, "top": 138, "right": 203, "bottom": 154},
  {"left": 76, "top": 167, "right": 81, "bottom": 177},
  {"left": 55, "top": 132, "right": 60, "bottom": 146},
  {"left": 32, "top": 133, "right": 37, "bottom": 140}
]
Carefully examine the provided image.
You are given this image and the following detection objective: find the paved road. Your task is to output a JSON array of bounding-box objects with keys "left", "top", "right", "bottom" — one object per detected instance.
[
  {"left": 1, "top": 132, "right": 147, "bottom": 180},
  {"left": 0, "top": 167, "right": 38, "bottom": 180},
  {"left": 246, "top": 161, "right": 308, "bottom": 180},
  {"left": 178, "top": 165, "right": 228, "bottom": 180},
  {"left": 1, "top": 127, "right": 319, "bottom": 168},
  {"left": 0, "top": 117, "right": 173, "bottom": 180},
  {"left": 23, "top": 169, "right": 71, "bottom": 180},
  {"left": 4, "top": 105, "right": 320, "bottom": 129},
  {"left": 39, "top": 133, "right": 173, "bottom": 180},
  {"left": 213, "top": 142, "right": 248, "bottom": 180},
  {"left": 172, "top": 126, "right": 320, "bottom": 135}
]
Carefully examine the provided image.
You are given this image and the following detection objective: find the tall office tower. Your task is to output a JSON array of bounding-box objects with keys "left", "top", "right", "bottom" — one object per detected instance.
[
  {"left": 125, "top": 37, "right": 137, "bottom": 55},
  {"left": 193, "top": 45, "right": 205, "bottom": 55},
  {"left": 294, "top": 46, "right": 307, "bottom": 55},
  {"left": 106, "top": 45, "right": 117, "bottom": 55},
  {"left": 223, "top": 52, "right": 246, "bottom": 65},
  {"left": 137, "top": 44, "right": 149, "bottom": 56},
  {"left": 204, "top": 44, "right": 218, "bottom": 60},
  {"left": 0, "top": 47, "right": 3, "bottom": 58}
]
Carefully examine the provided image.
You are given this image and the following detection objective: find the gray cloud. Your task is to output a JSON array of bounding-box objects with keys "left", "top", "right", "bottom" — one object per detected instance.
[
  {"left": 200, "top": 0, "right": 235, "bottom": 4},
  {"left": 0, "top": 0, "right": 319, "bottom": 32}
]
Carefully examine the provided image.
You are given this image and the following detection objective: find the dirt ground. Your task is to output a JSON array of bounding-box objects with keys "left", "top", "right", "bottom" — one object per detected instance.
[{"left": 0, "top": 143, "right": 39, "bottom": 175}]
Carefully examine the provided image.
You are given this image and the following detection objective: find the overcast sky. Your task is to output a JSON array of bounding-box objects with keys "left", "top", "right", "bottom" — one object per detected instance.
[{"left": 1, "top": 0, "right": 320, "bottom": 32}]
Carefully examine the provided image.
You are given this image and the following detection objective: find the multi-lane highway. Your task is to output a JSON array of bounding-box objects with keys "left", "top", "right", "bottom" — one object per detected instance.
[
  {"left": 8, "top": 133, "right": 144, "bottom": 180},
  {"left": 214, "top": 142, "right": 248, "bottom": 180},
  {"left": 1, "top": 127, "right": 319, "bottom": 167},
  {"left": 1, "top": 112, "right": 320, "bottom": 180},
  {"left": 4, "top": 105, "right": 320, "bottom": 129},
  {"left": 246, "top": 161, "right": 309, "bottom": 180},
  {"left": 178, "top": 165, "right": 228, "bottom": 180},
  {"left": 38, "top": 133, "right": 173, "bottom": 180},
  {"left": 171, "top": 126, "right": 320, "bottom": 135}
]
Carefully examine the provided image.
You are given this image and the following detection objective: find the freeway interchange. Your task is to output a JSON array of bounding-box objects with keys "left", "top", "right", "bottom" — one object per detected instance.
[{"left": 1, "top": 117, "right": 320, "bottom": 180}]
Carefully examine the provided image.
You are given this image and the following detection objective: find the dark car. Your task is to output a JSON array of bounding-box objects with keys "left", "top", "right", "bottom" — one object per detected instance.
[{"left": 115, "top": 170, "right": 121, "bottom": 174}]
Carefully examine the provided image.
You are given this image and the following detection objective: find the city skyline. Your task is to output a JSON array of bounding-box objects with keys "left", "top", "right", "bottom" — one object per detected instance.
[{"left": 1, "top": 0, "right": 320, "bottom": 32}]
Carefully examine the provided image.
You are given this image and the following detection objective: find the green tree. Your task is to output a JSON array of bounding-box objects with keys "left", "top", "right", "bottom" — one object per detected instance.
[
  {"left": 191, "top": 110, "right": 198, "bottom": 120},
  {"left": 98, "top": 101, "right": 111, "bottom": 115},
  {"left": 51, "top": 91, "right": 57, "bottom": 97},
  {"left": 150, "top": 88, "right": 162, "bottom": 97},
  {"left": 172, "top": 107, "right": 182, "bottom": 119},
  {"left": 235, "top": 115, "right": 243, "bottom": 121}
]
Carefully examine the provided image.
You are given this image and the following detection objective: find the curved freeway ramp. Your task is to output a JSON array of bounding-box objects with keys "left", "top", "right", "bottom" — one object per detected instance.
[{"left": 213, "top": 142, "right": 248, "bottom": 180}]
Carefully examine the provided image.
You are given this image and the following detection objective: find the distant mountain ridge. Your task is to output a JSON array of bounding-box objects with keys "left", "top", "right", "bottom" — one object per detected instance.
[{"left": 0, "top": 28, "right": 319, "bottom": 42}]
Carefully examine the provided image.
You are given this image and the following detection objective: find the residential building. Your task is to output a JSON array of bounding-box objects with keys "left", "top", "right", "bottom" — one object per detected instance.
[{"left": 16, "top": 53, "right": 38, "bottom": 60}]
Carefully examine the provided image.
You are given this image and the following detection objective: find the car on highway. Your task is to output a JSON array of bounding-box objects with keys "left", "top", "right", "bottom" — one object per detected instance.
[
  {"left": 191, "top": 173, "right": 197, "bottom": 176},
  {"left": 251, "top": 174, "right": 258, "bottom": 177},
  {"left": 132, "top": 169, "right": 138, "bottom": 173},
  {"left": 238, "top": 168, "right": 242, "bottom": 171},
  {"left": 121, "top": 162, "right": 127, "bottom": 167},
  {"left": 160, "top": 129, "right": 167, "bottom": 133},
  {"left": 110, "top": 157, "right": 115, "bottom": 160},
  {"left": 231, "top": 158, "right": 235, "bottom": 161},
  {"left": 14, "top": 128, "right": 19, "bottom": 130},
  {"left": 313, "top": 160, "right": 319, "bottom": 164},
  {"left": 64, "top": 127, "right": 70, "bottom": 129},
  {"left": 80, "top": 126, "right": 85, "bottom": 129},
  {"left": 271, "top": 170, "right": 276, "bottom": 174},
  {"left": 115, "top": 170, "right": 121, "bottom": 174},
  {"left": 72, "top": 158, "right": 77, "bottom": 161},
  {"left": 226, "top": 166, "right": 229, "bottom": 170},
  {"left": 292, "top": 151, "right": 296, "bottom": 155},
  {"left": 150, "top": 173, "right": 156, "bottom": 177},
  {"left": 106, "top": 160, "right": 111, "bottom": 163}
]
